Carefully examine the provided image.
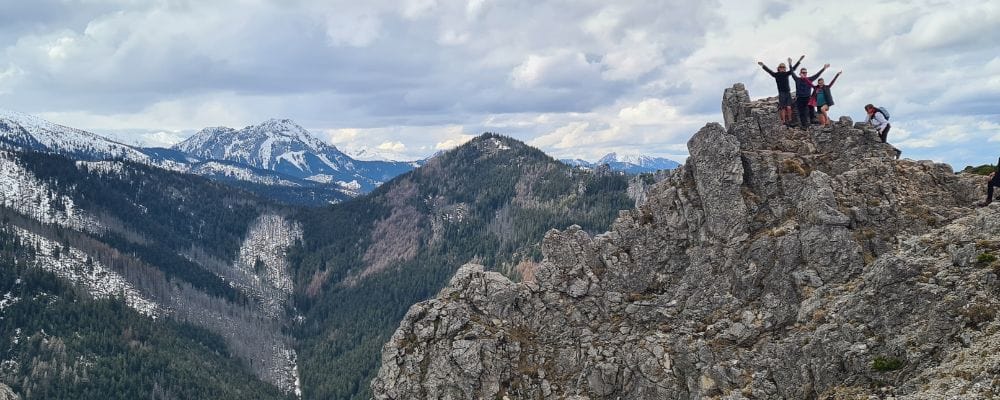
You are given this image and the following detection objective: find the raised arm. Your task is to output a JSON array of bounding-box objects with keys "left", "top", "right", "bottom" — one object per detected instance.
[
  {"left": 789, "top": 55, "right": 804, "bottom": 71},
  {"left": 829, "top": 71, "right": 842, "bottom": 87},
  {"left": 758, "top": 61, "right": 777, "bottom": 77},
  {"left": 809, "top": 63, "right": 830, "bottom": 80}
]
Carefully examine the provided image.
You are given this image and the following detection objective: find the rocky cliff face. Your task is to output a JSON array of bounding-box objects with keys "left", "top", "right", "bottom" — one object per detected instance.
[{"left": 371, "top": 84, "right": 1000, "bottom": 399}]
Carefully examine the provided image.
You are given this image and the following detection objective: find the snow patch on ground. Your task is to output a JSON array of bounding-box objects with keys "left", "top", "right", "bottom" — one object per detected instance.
[
  {"left": 228, "top": 214, "right": 303, "bottom": 318},
  {"left": 238, "top": 214, "right": 301, "bottom": 294},
  {"left": 315, "top": 153, "right": 341, "bottom": 172},
  {"left": 11, "top": 226, "right": 160, "bottom": 316},
  {"left": 276, "top": 151, "right": 309, "bottom": 172},
  {"left": 491, "top": 137, "right": 510, "bottom": 150},
  {"left": 337, "top": 180, "right": 361, "bottom": 191},
  {"left": 305, "top": 174, "right": 334, "bottom": 184},
  {"left": 259, "top": 137, "right": 277, "bottom": 169},
  {"left": 287, "top": 350, "right": 302, "bottom": 397},
  {"left": 193, "top": 162, "right": 300, "bottom": 186},
  {"left": 75, "top": 160, "right": 126, "bottom": 176},
  {"left": 0, "top": 292, "right": 18, "bottom": 311},
  {"left": 0, "top": 151, "right": 101, "bottom": 232}
]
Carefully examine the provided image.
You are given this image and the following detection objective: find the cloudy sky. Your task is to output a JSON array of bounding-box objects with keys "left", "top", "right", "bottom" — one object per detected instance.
[{"left": 1, "top": 0, "right": 998, "bottom": 167}]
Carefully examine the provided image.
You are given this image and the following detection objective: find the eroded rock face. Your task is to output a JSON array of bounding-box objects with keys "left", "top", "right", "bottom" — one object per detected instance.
[{"left": 372, "top": 84, "right": 999, "bottom": 399}]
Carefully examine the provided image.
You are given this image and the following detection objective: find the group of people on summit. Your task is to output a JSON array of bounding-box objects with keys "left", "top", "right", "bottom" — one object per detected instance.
[
  {"left": 758, "top": 56, "right": 1000, "bottom": 208},
  {"left": 757, "top": 56, "right": 890, "bottom": 145}
]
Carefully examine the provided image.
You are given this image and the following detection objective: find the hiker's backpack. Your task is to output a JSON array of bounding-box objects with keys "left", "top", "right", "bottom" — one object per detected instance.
[{"left": 876, "top": 106, "right": 890, "bottom": 119}]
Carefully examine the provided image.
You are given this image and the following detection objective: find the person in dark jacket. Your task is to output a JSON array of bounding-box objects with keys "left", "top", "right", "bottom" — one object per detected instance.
[
  {"left": 811, "top": 71, "right": 842, "bottom": 126},
  {"left": 978, "top": 157, "right": 1000, "bottom": 207},
  {"left": 790, "top": 63, "right": 829, "bottom": 129},
  {"left": 758, "top": 55, "right": 804, "bottom": 125}
]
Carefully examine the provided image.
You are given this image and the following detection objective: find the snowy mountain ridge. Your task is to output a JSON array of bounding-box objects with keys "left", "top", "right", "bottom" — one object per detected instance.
[
  {"left": 175, "top": 119, "right": 335, "bottom": 170},
  {"left": 560, "top": 152, "right": 681, "bottom": 173},
  {"left": 172, "top": 119, "right": 417, "bottom": 192},
  {"left": 0, "top": 109, "right": 414, "bottom": 204},
  {"left": 597, "top": 152, "right": 675, "bottom": 167},
  {"left": 345, "top": 145, "right": 403, "bottom": 162},
  {"left": 0, "top": 109, "right": 153, "bottom": 165}
]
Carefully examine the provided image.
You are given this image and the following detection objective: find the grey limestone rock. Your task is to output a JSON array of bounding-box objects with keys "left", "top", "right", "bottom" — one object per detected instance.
[
  {"left": 0, "top": 384, "right": 18, "bottom": 400},
  {"left": 373, "top": 84, "right": 998, "bottom": 399}
]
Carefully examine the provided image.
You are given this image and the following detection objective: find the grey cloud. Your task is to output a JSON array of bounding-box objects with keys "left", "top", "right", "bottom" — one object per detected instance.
[
  {"left": 1, "top": 0, "right": 718, "bottom": 120},
  {"left": 2, "top": 1, "right": 996, "bottom": 169}
]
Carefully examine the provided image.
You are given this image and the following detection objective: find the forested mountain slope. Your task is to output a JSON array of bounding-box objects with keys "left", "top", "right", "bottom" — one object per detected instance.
[
  {"left": 0, "top": 122, "right": 635, "bottom": 398},
  {"left": 0, "top": 225, "right": 290, "bottom": 399},
  {"left": 290, "top": 133, "right": 634, "bottom": 399},
  {"left": 0, "top": 148, "right": 302, "bottom": 396}
]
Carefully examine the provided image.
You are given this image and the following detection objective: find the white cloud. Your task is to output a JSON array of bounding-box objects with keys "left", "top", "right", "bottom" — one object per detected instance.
[
  {"left": 402, "top": 0, "right": 438, "bottom": 20},
  {"left": 432, "top": 126, "right": 475, "bottom": 150},
  {"left": 0, "top": 1, "right": 996, "bottom": 169},
  {"left": 36, "top": 95, "right": 253, "bottom": 133},
  {"left": 510, "top": 51, "right": 600, "bottom": 89},
  {"left": 465, "top": 0, "right": 489, "bottom": 21},
  {"left": 896, "top": 6, "right": 999, "bottom": 52},
  {"left": 376, "top": 141, "right": 406, "bottom": 152},
  {"left": 600, "top": 30, "right": 665, "bottom": 81},
  {"left": 324, "top": 11, "right": 382, "bottom": 47},
  {"left": 326, "top": 128, "right": 361, "bottom": 144},
  {"left": 617, "top": 98, "right": 679, "bottom": 125},
  {"left": 0, "top": 64, "right": 24, "bottom": 93},
  {"left": 530, "top": 121, "right": 590, "bottom": 150}
]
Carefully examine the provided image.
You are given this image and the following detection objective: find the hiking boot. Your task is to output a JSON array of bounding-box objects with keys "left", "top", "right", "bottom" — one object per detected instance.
[{"left": 978, "top": 201, "right": 992, "bottom": 207}]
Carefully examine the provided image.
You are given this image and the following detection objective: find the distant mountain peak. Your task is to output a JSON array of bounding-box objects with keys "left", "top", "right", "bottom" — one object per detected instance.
[
  {"left": 172, "top": 119, "right": 416, "bottom": 193},
  {"left": 597, "top": 152, "right": 619, "bottom": 164},
  {"left": 345, "top": 146, "right": 401, "bottom": 162},
  {"left": 562, "top": 152, "right": 680, "bottom": 174}
]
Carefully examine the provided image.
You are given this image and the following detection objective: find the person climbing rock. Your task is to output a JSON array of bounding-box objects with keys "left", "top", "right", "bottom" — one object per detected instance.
[
  {"left": 865, "top": 104, "right": 900, "bottom": 158},
  {"left": 790, "top": 63, "right": 829, "bottom": 130},
  {"left": 758, "top": 55, "right": 803, "bottom": 125},
  {"left": 978, "top": 157, "right": 1000, "bottom": 207},
  {"left": 812, "top": 71, "right": 842, "bottom": 126},
  {"left": 865, "top": 104, "right": 890, "bottom": 142}
]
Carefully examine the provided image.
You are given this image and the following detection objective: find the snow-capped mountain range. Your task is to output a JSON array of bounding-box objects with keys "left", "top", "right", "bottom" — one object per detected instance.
[
  {"left": 0, "top": 109, "right": 420, "bottom": 204},
  {"left": 0, "top": 109, "right": 156, "bottom": 165},
  {"left": 172, "top": 119, "right": 417, "bottom": 192},
  {"left": 343, "top": 145, "right": 403, "bottom": 162},
  {"left": 561, "top": 152, "right": 681, "bottom": 174}
]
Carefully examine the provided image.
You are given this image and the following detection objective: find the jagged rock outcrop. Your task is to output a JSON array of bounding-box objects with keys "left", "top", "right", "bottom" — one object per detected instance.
[{"left": 371, "top": 84, "right": 1000, "bottom": 399}]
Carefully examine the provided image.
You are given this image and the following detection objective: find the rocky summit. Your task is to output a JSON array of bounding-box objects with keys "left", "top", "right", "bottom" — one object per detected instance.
[{"left": 371, "top": 84, "right": 1000, "bottom": 399}]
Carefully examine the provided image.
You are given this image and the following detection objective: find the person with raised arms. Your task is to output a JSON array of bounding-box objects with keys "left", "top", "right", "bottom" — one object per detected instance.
[
  {"left": 790, "top": 63, "right": 829, "bottom": 129},
  {"left": 812, "top": 71, "right": 842, "bottom": 126},
  {"left": 758, "top": 55, "right": 804, "bottom": 126}
]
